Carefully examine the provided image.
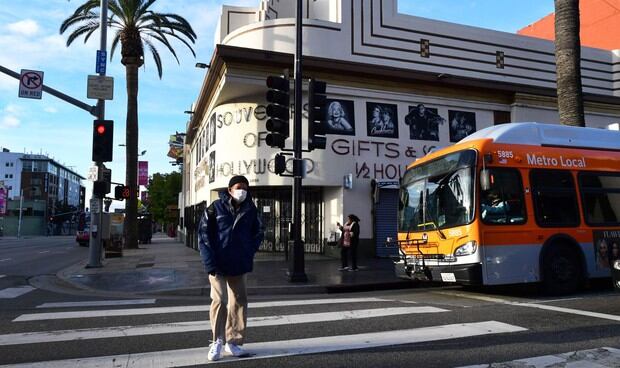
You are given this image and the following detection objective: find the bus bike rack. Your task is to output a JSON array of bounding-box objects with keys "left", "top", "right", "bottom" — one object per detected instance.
[{"left": 385, "top": 237, "right": 437, "bottom": 280}]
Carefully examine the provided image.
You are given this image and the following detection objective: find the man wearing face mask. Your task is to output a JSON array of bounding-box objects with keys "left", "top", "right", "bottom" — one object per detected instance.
[{"left": 198, "top": 175, "right": 264, "bottom": 361}]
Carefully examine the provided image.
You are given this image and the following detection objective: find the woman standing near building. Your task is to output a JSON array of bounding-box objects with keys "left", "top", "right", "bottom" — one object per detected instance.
[{"left": 337, "top": 214, "right": 360, "bottom": 271}]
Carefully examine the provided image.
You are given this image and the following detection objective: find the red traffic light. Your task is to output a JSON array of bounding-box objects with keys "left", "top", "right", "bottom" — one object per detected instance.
[{"left": 96, "top": 125, "right": 106, "bottom": 134}]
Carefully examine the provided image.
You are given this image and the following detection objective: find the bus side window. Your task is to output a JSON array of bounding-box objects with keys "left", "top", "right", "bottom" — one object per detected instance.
[
  {"left": 480, "top": 168, "right": 526, "bottom": 225},
  {"left": 530, "top": 169, "right": 580, "bottom": 227},
  {"left": 579, "top": 172, "right": 620, "bottom": 226}
]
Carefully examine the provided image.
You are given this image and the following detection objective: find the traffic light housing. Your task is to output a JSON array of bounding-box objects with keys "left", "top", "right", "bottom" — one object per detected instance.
[
  {"left": 265, "top": 76, "right": 290, "bottom": 149},
  {"left": 92, "top": 120, "right": 113, "bottom": 162},
  {"left": 274, "top": 153, "right": 286, "bottom": 175},
  {"left": 93, "top": 180, "right": 110, "bottom": 198},
  {"left": 308, "top": 79, "right": 327, "bottom": 151},
  {"left": 114, "top": 185, "right": 131, "bottom": 201}
]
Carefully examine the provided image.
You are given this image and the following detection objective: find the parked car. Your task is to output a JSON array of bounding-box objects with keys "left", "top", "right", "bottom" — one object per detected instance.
[{"left": 76, "top": 227, "right": 89, "bottom": 246}]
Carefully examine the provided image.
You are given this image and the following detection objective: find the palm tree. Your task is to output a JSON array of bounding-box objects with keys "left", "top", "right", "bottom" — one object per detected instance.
[
  {"left": 60, "top": 0, "right": 196, "bottom": 248},
  {"left": 554, "top": 0, "right": 585, "bottom": 126}
]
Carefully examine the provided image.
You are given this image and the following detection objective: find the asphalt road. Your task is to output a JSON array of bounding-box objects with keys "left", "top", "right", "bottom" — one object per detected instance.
[
  {"left": 0, "top": 236, "right": 88, "bottom": 278},
  {"left": 1, "top": 277, "right": 619, "bottom": 367}
]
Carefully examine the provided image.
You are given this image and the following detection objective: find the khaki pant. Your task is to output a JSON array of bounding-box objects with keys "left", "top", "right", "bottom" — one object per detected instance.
[{"left": 209, "top": 274, "right": 248, "bottom": 345}]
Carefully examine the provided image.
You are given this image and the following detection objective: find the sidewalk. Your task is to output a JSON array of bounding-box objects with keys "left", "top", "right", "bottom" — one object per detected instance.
[{"left": 50, "top": 234, "right": 413, "bottom": 297}]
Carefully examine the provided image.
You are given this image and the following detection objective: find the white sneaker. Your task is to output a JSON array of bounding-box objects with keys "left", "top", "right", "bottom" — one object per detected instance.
[
  {"left": 208, "top": 338, "right": 223, "bottom": 361},
  {"left": 225, "top": 342, "right": 247, "bottom": 357}
]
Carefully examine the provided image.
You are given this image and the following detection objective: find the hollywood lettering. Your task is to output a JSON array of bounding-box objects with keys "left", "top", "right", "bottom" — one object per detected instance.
[{"left": 218, "top": 158, "right": 315, "bottom": 177}]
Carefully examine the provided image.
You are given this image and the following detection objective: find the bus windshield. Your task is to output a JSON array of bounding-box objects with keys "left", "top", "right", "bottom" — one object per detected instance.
[{"left": 399, "top": 150, "right": 476, "bottom": 232}]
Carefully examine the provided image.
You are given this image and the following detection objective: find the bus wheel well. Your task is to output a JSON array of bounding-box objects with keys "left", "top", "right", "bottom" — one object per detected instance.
[{"left": 539, "top": 235, "right": 585, "bottom": 295}]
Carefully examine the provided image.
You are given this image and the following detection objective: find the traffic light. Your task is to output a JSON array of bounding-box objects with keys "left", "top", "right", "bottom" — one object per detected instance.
[
  {"left": 114, "top": 185, "right": 131, "bottom": 200},
  {"left": 93, "top": 180, "right": 110, "bottom": 198},
  {"left": 92, "top": 120, "right": 113, "bottom": 162},
  {"left": 274, "top": 153, "right": 286, "bottom": 175},
  {"left": 308, "top": 79, "right": 327, "bottom": 150},
  {"left": 265, "top": 76, "right": 290, "bottom": 149}
]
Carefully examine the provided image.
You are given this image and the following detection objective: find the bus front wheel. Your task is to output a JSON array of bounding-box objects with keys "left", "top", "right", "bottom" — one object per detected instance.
[{"left": 542, "top": 244, "right": 583, "bottom": 295}]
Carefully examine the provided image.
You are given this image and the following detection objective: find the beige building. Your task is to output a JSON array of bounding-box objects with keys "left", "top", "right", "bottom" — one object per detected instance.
[{"left": 180, "top": 0, "right": 620, "bottom": 257}]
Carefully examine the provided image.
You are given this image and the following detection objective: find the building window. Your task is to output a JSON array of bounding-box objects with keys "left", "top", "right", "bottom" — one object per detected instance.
[{"left": 494, "top": 111, "right": 511, "bottom": 125}]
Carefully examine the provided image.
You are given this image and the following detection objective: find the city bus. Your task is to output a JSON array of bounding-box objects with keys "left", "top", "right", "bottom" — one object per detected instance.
[{"left": 393, "top": 122, "right": 620, "bottom": 294}]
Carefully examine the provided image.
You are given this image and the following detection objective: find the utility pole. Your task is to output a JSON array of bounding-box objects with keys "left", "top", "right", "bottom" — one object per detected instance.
[
  {"left": 288, "top": 0, "right": 307, "bottom": 282},
  {"left": 87, "top": 0, "right": 108, "bottom": 268}
]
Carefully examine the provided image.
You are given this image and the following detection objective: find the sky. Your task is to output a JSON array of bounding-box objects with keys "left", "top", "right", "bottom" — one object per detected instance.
[{"left": 0, "top": 0, "right": 555, "bottom": 206}]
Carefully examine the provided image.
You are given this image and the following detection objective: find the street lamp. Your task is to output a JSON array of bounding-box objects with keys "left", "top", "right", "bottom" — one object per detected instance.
[
  {"left": 119, "top": 144, "right": 146, "bottom": 157},
  {"left": 195, "top": 62, "right": 210, "bottom": 69}
]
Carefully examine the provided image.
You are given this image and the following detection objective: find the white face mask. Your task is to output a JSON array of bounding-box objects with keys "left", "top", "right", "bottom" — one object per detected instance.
[{"left": 231, "top": 189, "right": 247, "bottom": 203}]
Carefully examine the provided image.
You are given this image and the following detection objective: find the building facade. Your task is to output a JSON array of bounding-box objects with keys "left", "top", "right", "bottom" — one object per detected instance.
[
  {"left": 0, "top": 149, "right": 85, "bottom": 236},
  {"left": 518, "top": 0, "right": 620, "bottom": 51},
  {"left": 180, "top": 0, "right": 620, "bottom": 257}
]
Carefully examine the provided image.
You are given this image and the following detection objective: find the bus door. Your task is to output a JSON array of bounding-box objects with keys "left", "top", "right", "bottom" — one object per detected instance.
[{"left": 479, "top": 167, "right": 533, "bottom": 284}]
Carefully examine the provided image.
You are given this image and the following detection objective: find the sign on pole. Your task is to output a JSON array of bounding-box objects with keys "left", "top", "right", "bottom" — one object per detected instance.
[
  {"left": 87, "top": 166, "right": 99, "bottom": 181},
  {"left": 138, "top": 161, "right": 149, "bottom": 186},
  {"left": 0, "top": 185, "right": 6, "bottom": 216},
  {"left": 18, "top": 69, "right": 44, "bottom": 99},
  {"left": 87, "top": 75, "right": 114, "bottom": 100},
  {"left": 96, "top": 50, "right": 107, "bottom": 74}
]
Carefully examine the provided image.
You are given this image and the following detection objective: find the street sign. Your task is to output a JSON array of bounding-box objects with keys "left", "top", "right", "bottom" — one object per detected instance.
[
  {"left": 96, "top": 50, "right": 107, "bottom": 74},
  {"left": 18, "top": 69, "right": 44, "bottom": 99},
  {"left": 87, "top": 166, "right": 99, "bottom": 181},
  {"left": 90, "top": 198, "right": 100, "bottom": 214},
  {"left": 87, "top": 75, "right": 114, "bottom": 100}
]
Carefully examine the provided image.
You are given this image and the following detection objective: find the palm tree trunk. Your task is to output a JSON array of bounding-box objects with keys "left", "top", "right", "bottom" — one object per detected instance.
[
  {"left": 124, "top": 58, "right": 140, "bottom": 249},
  {"left": 554, "top": 0, "right": 585, "bottom": 126}
]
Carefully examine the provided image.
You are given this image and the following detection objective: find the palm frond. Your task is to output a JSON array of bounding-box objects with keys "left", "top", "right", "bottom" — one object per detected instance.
[
  {"left": 157, "top": 13, "right": 196, "bottom": 38},
  {"left": 60, "top": 12, "right": 99, "bottom": 34},
  {"left": 109, "top": 31, "right": 122, "bottom": 61},
  {"left": 152, "top": 29, "right": 196, "bottom": 57},
  {"left": 71, "top": 0, "right": 100, "bottom": 16},
  {"left": 146, "top": 31, "right": 180, "bottom": 64},
  {"left": 65, "top": 23, "right": 100, "bottom": 46},
  {"left": 144, "top": 39, "right": 163, "bottom": 78}
]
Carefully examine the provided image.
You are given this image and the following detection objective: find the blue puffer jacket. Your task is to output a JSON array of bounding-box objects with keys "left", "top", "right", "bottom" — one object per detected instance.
[{"left": 198, "top": 191, "right": 264, "bottom": 276}]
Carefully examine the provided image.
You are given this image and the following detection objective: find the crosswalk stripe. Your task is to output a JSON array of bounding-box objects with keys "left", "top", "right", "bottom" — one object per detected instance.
[
  {"left": 0, "top": 321, "right": 526, "bottom": 368},
  {"left": 518, "top": 302, "right": 620, "bottom": 322},
  {"left": 0, "top": 286, "right": 35, "bottom": 299},
  {"left": 457, "top": 346, "right": 620, "bottom": 368},
  {"left": 13, "top": 297, "right": 396, "bottom": 322},
  {"left": 0, "top": 306, "right": 447, "bottom": 346},
  {"left": 36, "top": 299, "right": 157, "bottom": 309}
]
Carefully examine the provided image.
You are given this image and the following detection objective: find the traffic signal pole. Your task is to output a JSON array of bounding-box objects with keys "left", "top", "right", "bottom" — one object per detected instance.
[
  {"left": 288, "top": 0, "right": 307, "bottom": 282},
  {"left": 87, "top": 0, "right": 108, "bottom": 268}
]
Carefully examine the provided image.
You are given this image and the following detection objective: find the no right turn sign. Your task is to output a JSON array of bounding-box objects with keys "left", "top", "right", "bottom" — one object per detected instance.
[{"left": 18, "top": 69, "right": 44, "bottom": 99}]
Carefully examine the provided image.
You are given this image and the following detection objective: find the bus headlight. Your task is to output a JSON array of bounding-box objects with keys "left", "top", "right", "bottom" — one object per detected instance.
[{"left": 454, "top": 241, "right": 477, "bottom": 256}]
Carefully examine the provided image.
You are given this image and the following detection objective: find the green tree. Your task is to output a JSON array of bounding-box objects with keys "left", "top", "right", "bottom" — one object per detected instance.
[
  {"left": 554, "top": 0, "right": 585, "bottom": 126},
  {"left": 60, "top": 0, "right": 196, "bottom": 248},
  {"left": 147, "top": 172, "right": 181, "bottom": 224}
]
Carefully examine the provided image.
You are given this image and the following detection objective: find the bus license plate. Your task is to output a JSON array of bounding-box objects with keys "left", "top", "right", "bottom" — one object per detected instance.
[{"left": 441, "top": 273, "right": 456, "bottom": 282}]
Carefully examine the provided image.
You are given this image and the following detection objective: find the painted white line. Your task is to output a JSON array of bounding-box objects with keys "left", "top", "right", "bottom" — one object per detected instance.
[
  {"left": 0, "top": 275, "right": 5, "bottom": 279},
  {"left": 0, "top": 321, "right": 526, "bottom": 368},
  {"left": 435, "top": 290, "right": 620, "bottom": 322},
  {"left": 14, "top": 297, "right": 395, "bottom": 322},
  {"left": 0, "top": 258, "right": 11, "bottom": 262},
  {"left": 518, "top": 302, "right": 620, "bottom": 322},
  {"left": 38, "top": 251, "right": 50, "bottom": 254},
  {"left": 0, "top": 286, "right": 35, "bottom": 299},
  {"left": 457, "top": 347, "right": 620, "bottom": 368},
  {"left": 36, "top": 299, "right": 157, "bottom": 309},
  {"left": 0, "top": 306, "right": 448, "bottom": 346}
]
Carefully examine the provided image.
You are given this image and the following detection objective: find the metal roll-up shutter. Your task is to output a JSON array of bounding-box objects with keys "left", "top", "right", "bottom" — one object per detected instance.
[{"left": 375, "top": 188, "right": 398, "bottom": 258}]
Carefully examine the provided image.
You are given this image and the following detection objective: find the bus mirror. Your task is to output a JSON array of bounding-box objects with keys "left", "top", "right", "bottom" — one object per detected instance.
[{"left": 480, "top": 169, "right": 491, "bottom": 191}]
